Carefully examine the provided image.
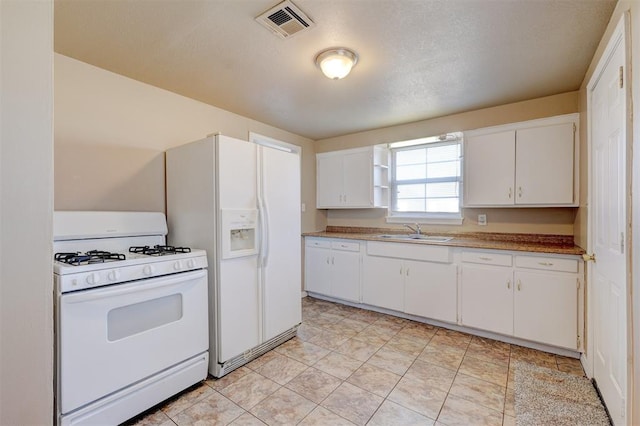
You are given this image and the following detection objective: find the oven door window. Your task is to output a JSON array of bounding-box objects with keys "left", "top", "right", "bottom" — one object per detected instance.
[{"left": 107, "top": 294, "right": 183, "bottom": 341}]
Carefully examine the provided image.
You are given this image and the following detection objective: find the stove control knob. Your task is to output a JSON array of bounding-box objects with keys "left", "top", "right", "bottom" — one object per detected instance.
[
  {"left": 86, "top": 272, "right": 101, "bottom": 286},
  {"left": 107, "top": 270, "right": 120, "bottom": 281},
  {"left": 187, "top": 259, "right": 196, "bottom": 268},
  {"left": 173, "top": 261, "right": 182, "bottom": 271},
  {"left": 143, "top": 265, "right": 154, "bottom": 276}
]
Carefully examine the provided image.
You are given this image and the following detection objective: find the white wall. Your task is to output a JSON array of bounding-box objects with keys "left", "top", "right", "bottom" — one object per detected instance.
[{"left": 0, "top": 1, "right": 54, "bottom": 424}]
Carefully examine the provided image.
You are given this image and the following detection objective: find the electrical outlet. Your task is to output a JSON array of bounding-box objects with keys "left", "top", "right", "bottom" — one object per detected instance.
[
  {"left": 301, "top": 203, "right": 306, "bottom": 212},
  {"left": 478, "top": 214, "right": 487, "bottom": 226}
]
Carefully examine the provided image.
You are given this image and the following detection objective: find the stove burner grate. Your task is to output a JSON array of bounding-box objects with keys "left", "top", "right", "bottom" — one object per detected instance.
[
  {"left": 129, "top": 245, "right": 192, "bottom": 256},
  {"left": 55, "top": 251, "right": 126, "bottom": 266}
]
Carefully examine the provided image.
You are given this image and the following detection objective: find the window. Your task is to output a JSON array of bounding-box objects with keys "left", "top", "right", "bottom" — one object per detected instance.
[{"left": 388, "top": 134, "right": 463, "bottom": 224}]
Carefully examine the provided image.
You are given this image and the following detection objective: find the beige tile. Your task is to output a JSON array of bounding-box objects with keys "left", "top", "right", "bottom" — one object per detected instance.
[
  {"left": 274, "top": 339, "right": 330, "bottom": 366},
  {"left": 394, "top": 328, "right": 433, "bottom": 346},
  {"left": 418, "top": 344, "right": 465, "bottom": 371},
  {"left": 348, "top": 309, "right": 383, "bottom": 324},
  {"left": 405, "top": 359, "right": 456, "bottom": 393},
  {"left": 127, "top": 408, "right": 173, "bottom": 426},
  {"left": 347, "top": 363, "right": 401, "bottom": 397},
  {"left": 296, "top": 323, "right": 325, "bottom": 342},
  {"left": 437, "top": 394, "right": 503, "bottom": 426},
  {"left": 308, "top": 329, "right": 352, "bottom": 350},
  {"left": 428, "top": 334, "right": 470, "bottom": 351},
  {"left": 352, "top": 328, "right": 393, "bottom": 346},
  {"left": 400, "top": 322, "right": 438, "bottom": 340},
  {"left": 298, "top": 406, "right": 356, "bottom": 426},
  {"left": 161, "top": 382, "right": 214, "bottom": 417},
  {"left": 219, "top": 371, "right": 281, "bottom": 410},
  {"left": 246, "top": 351, "right": 281, "bottom": 371},
  {"left": 465, "top": 344, "right": 510, "bottom": 367},
  {"left": 504, "top": 387, "right": 515, "bottom": 417},
  {"left": 502, "top": 414, "right": 516, "bottom": 426},
  {"left": 367, "top": 400, "right": 435, "bottom": 426},
  {"left": 510, "top": 345, "right": 557, "bottom": 368},
  {"left": 172, "top": 391, "right": 245, "bottom": 426},
  {"left": 469, "top": 336, "right": 511, "bottom": 354},
  {"left": 436, "top": 328, "right": 473, "bottom": 341},
  {"left": 318, "top": 311, "right": 346, "bottom": 324},
  {"left": 318, "top": 322, "right": 358, "bottom": 338},
  {"left": 229, "top": 412, "right": 267, "bottom": 425},
  {"left": 249, "top": 387, "right": 316, "bottom": 425},
  {"left": 285, "top": 367, "right": 342, "bottom": 404},
  {"left": 449, "top": 373, "right": 506, "bottom": 412},
  {"left": 372, "top": 315, "right": 408, "bottom": 331},
  {"left": 387, "top": 376, "right": 447, "bottom": 419},
  {"left": 459, "top": 355, "right": 509, "bottom": 387},
  {"left": 367, "top": 323, "right": 400, "bottom": 338},
  {"left": 557, "top": 362, "right": 586, "bottom": 377},
  {"left": 253, "top": 353, "right": 308, "bottom": 385},
  {"left": 383, "top": 335, "right": 428, "bottom": 357},
  {"left": 321, "top": 382, "right": 383, "bottom": 426},
  {"left": 314, "top": 351, "right": 363, "bottom": 380},
  {"left": 367, "top": 346, "right": 415, "bottom": 375},
  {"left": 335, "top": 338, "right": 381, "bottom": 362},
  {"left": 338, "top": 317, "right": 370, "bottom": 334}
]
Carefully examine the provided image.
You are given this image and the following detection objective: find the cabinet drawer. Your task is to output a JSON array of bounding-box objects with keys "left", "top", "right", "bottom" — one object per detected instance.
[
  {"left": 367, "top": 241, "right": 451, "bottom": 263},
  {"left": 331, "top": 241, "right": 361, "bottom": 252},
  {"left": 462, "top": 251, "right": 512, "bottom": 266},
  {"left": 515, "top": 255, "right": 578, "bottom": 273},
  {"left": 305, "top": 238, "right": 331, "bottom": 249}
]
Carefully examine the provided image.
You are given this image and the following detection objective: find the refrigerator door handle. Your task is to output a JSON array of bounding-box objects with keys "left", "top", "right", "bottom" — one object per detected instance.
[{"left": 256, "top": 147, "right": 269, "bottom": 268}]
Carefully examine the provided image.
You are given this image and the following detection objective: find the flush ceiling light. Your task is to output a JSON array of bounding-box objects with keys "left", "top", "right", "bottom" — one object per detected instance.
[{"left": 315, "top": 47, "right": 359, "bottom": 80}]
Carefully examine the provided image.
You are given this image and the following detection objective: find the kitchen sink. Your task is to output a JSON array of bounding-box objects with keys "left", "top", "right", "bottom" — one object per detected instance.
[{"left": 376, "top": 234, "right": 453, "bottom": 243}]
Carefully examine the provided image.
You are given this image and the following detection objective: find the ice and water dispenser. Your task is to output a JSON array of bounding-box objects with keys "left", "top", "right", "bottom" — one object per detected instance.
[{"left": 220, "top": 209, "right": 259, "bottom": 259}]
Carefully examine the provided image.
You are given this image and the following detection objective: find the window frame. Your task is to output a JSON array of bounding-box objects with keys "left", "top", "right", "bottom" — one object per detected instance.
[{"left": 386, "top": 136, "right": 464, "bottom": 225}]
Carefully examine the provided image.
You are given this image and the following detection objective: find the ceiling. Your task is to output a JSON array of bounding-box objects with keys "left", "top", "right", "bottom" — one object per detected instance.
[{"left": 54, "top": 0, "right": 616, "bottom": 140}]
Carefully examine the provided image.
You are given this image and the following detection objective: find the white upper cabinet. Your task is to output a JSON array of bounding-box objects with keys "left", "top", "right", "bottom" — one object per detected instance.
[
  {"left": 316, "top": 146, "right": 389, "bottom": 209},
  {"left": 464, "top": 114, "right": 579, "bottom": 207}
]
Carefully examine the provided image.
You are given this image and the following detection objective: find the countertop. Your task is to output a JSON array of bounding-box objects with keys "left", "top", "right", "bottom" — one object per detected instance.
[{"left": 303, "top": 226, "right": 585, "bottom": 256}]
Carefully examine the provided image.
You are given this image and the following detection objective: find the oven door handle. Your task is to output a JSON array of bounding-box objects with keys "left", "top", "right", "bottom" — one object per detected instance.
[{"left": 62, "top": 270, "right": 206, "bottom": 303}]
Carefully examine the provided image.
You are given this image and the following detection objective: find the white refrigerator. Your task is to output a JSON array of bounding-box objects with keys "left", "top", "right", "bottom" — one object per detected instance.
[{"left": 166, "top": 133, "right": 302, "bottom": 377}]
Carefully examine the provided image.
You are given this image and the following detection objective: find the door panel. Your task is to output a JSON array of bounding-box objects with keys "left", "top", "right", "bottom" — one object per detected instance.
[
  {"left": 316, "top": 154, "right": 343, "bottom": 207},
  {"left": 305, "top": 247, "right": 331, "bottom": 296},
  {"left": 515, "top": 123, "right": 574, "bottom": 204},
  {"left": 343, "top": 151, "right": 372, "bottom": 207},
  {"left": 217, "top": 135, "right": 257, "bottom": 210},
  {"left": 218, "top": 256, "right": 260, "bottom": 362},
  {"left": 331, "top": 251, "right": 360, "bottom": 302},
  {"left": 261, "top": 146, "right": 302, "bottom": 341},
  {"left": 590, "top": 27, "right": 627, "bottom": 425},
  {"left": 404, "top": 261, "right": 457, "bottom": 323},
  {"left": 362, "top": 256, "right": 404, "bottom": 311},
  {"left": 461, "top": 265, "right": 513, "bottom": 335}
]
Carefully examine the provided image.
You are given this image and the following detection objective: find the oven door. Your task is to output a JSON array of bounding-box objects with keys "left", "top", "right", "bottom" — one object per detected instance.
[{"left": 58, "top": 269, "right": 208, "bottom": 414}]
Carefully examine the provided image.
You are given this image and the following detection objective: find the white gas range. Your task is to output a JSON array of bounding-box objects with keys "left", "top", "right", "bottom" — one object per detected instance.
[{"left": 54, "top": 211, "right": 209, "bottom": 426}]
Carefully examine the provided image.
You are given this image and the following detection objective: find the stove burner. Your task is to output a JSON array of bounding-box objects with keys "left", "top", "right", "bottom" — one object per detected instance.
[
  {"left": 55, "top": 251, "right": 126, "bottom": 266},
  {"left": 129, "top": 245, "right": 191, "bottom": 256}
]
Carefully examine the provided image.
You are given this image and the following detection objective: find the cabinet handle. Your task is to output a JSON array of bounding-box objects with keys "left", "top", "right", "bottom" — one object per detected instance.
[
  {"left": 331, "top": 257, "right": 335, "bottom": 265},
  {"left": 509, "top": 188, "right": 512, "bottom": 199},
  {"left": 344, "top": 194, "right": 347, "bottom": 203},
  {"left": 406, "top": 268, "right": 410, "bottom": 276},
  {"left": 517, "top": 280, "right": 522, "bottom": 291},
  {"left": 518, "top": 186, "right": 522, "bottom": 198},
  {"left": 479, "top": 256, "right": 492, "bottom": 261},
  {"left": 399, "top": 267, "right": 403, "bottom": 275},
  {"left": 507, "top": 280, "right": 511, "bottom": 289},
  {"left": 538, "top": 262, "right": 554, "bottom": 266},
  {"left": 326, "top": 257, "right": 330, "bottom": 264},
  {"left": 340, "top": 244, "right": 348, "bottom": 248}
]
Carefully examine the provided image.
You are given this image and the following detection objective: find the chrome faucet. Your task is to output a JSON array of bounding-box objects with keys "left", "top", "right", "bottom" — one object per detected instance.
[{"left": 404, "top": 223, "right": 421, "bottom": 235}]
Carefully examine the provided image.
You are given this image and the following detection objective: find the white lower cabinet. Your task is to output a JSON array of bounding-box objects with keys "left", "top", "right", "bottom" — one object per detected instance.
[
  {"left": 363, "top": 241, "right": 456, "bottom": 321},
  {"left": 304, "top": 238, "right": 360, "bottom": 302},
  {"left": 460, "top": 250, "right": 580, "bottom": 349},
  {"left": 460, "top": 264, "right": 514, "bottom": 336}
]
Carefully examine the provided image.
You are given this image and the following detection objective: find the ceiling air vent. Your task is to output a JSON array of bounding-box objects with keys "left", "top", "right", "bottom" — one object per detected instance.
[{"left": 255, "top": 0, "right": 315, "bottom": 39}]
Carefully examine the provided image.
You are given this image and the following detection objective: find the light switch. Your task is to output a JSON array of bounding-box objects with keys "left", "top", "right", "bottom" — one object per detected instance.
[
  {"left": 478, "top": 214, "right": 487, "bottom": 226},
  {"left": 301, "top": 203, "right": 306, "bottom": 212}
]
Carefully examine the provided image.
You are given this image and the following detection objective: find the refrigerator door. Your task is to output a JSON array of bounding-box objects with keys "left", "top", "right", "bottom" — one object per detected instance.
[
  {"left": 217, "top": 135, "right": 261, "bottom": 362},
  {"left": 259, "top": 143, "right": 302, "bottom": 342}
]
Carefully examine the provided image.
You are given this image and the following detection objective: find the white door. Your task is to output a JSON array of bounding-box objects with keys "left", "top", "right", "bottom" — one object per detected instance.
[
  {"left": 316, "top": 154, "right": 343, "bottom": 207},
  {"left": 404, "top": 261, "right": 457, "bottom": 323},
  {"left": 260, "top": 144, "right": 302, "bottom": 341},
  {"left": 331, "top": 250, "right": 360, "bottom": 302},
  {"left": 515, "top": 123, "right": 575, "bottom": 204},
  {"left": 305, "top": 245, "right": 332, "bottom": 296},
  {"left": 343, "top": 150, "right": 372, "bottom": 207},
  {"left": 513, "top": 270, "right": 577, "bottom": 349},
  {"left": 460, "top": 265, "right": 513, "bottom": 335},
  {"left": 589, "top": 21, "right": 628, "bottom": 424},
  {"left": 464, "top": 130, "right": 515, "bottom": 206},
  {"left": 362, "top": 256, "right": 404, "bottom": 311}
]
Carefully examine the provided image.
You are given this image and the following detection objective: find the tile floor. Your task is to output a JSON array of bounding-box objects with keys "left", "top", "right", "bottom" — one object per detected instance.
[{"left": 127, "top": 296, "right": 585, "bottom": 426}]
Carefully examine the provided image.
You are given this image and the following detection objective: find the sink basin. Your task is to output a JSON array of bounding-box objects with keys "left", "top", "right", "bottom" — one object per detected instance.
[{"left": 376, "top": 234, "right": 453, "bottom": 243}]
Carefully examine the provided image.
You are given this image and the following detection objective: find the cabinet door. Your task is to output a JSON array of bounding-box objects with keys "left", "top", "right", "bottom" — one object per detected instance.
[
  {"left": 362, "top": 256, "right": 404, "bottom": 311},
  {"left": 464, "top": 131, "right": 516, "bottom": 206},
  {"left": 331, "top": 250, "right": 360, "bottom": 302},
  {"left": 343, "top": 150, "right": 372, "bottom": 207},
  {"left": 404, "top": 261, "right": 457, "bottom": 323},
  {"left": 514, "top": 270, "right": 577, "bottom": 349},
  {"left": 304, "top": 246, "right": 332, "bottom": 296},
  {"left": 316, "top": 154, "right": 343, "bottom": 208},
  {"left": 461, "top": 265, "right": 513, "bottom": 335},
  {"left": 515, "top": 123, "right": 575, "bottom": 204}
]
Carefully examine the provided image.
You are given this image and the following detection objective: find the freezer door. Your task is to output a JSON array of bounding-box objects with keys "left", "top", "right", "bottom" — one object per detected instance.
[{"left": 260, "top": 144, "right": 302, "bottom": 341}]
